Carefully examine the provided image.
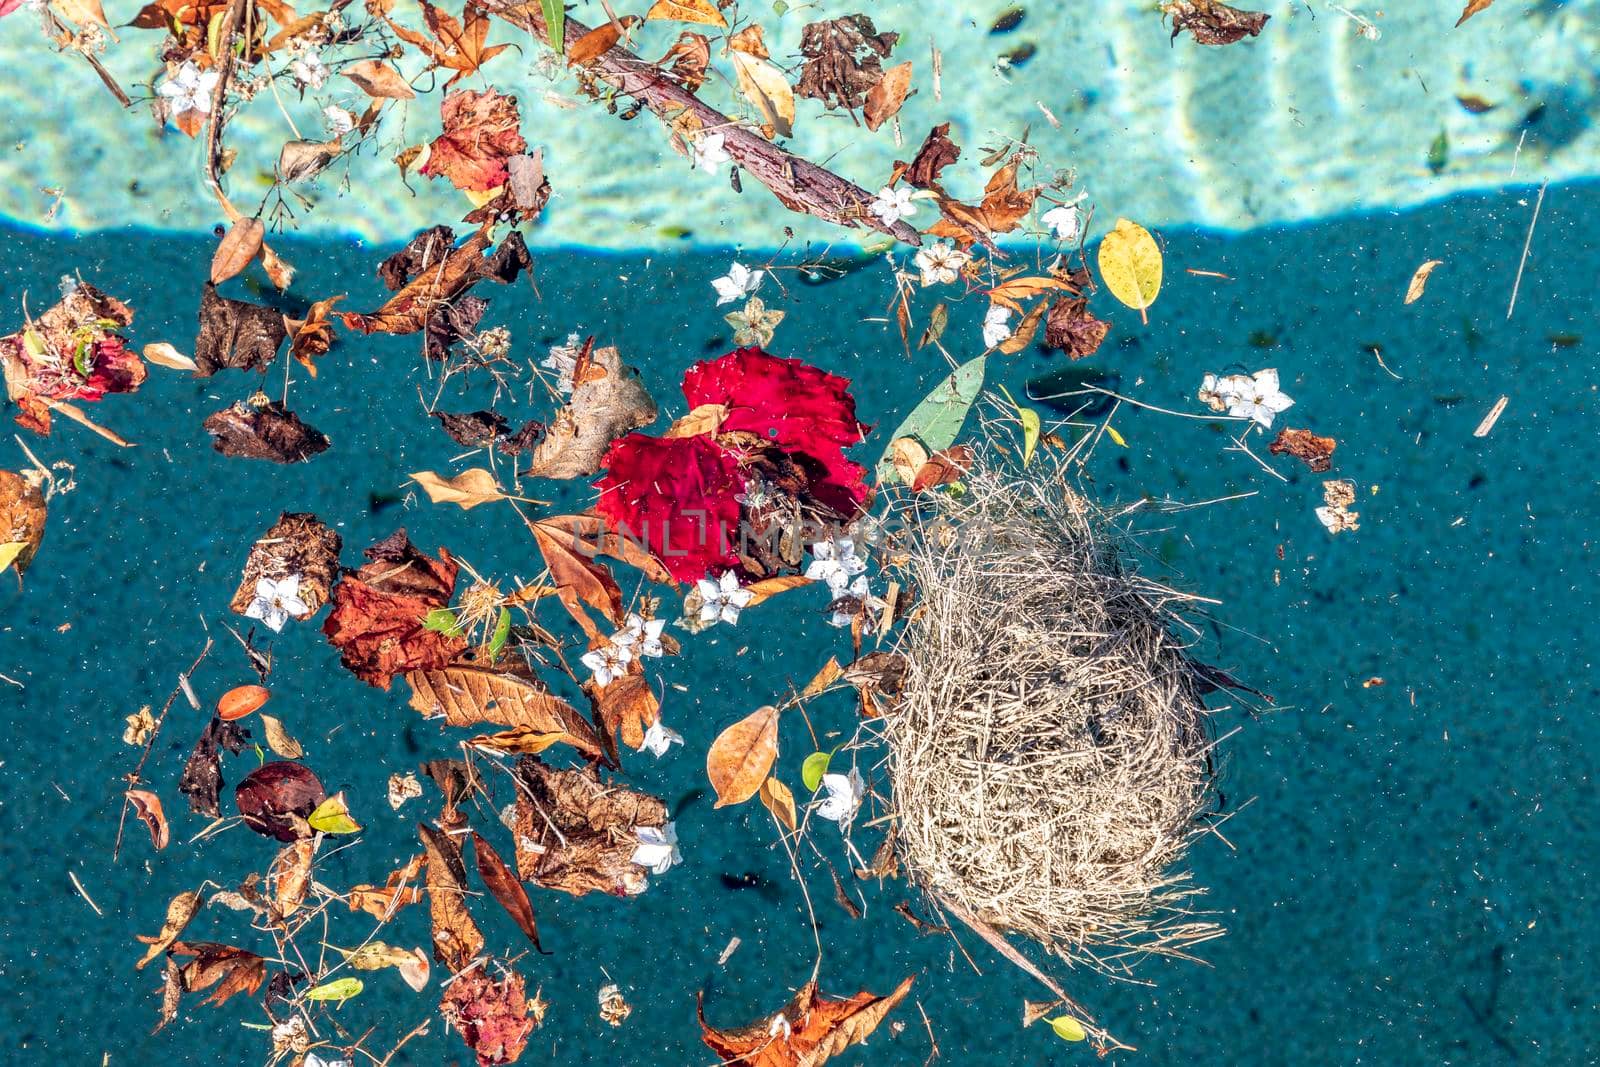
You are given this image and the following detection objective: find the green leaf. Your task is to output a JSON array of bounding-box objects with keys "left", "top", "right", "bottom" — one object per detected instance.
[
  {"left": 541, "top": 0, "right": 565, "bottom": 53},
  {"left": 801, "top": 750, "right": 832, "bottom": 793},
  {"left": 997, "top": 385, "right": 1040, "bottom": 466},
  {"left": 876, "top": 355, "right": 987, "bottom": 484},
  {"left": 73, "top": 338, "right": 93, "bottom": 378},
  {"left": 422, "top": 607, "right": 464, "bottom": 636},
  {"left": 487, "top": 608, "right": 511, "bottom": 658},
  {"left": 1047, "top": 1016, "right": 1087, "bottom": 1042},
  {"left": 308, "top": 791, "right": 363, "bottom": 835},
  {"left": 304, "top": 977, "right": 364, "bottom": 1003},
  {"left": 1427, "top": 129, "right": 1449, "bottom": 175},
  {"left": 21, "top": 330, "right": 46, "bottom": 360}
]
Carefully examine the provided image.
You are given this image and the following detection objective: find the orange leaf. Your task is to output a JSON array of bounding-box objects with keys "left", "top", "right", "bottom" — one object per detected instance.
[
  {"left": 126, "top": 789, "right": 169, "bottom": 851},
  {"left": 706, "top": 705, "right": 779, "bottom": 808},
  {"left": 645, "top": 0, "right": 726, "bottom": 27},
  {"left": 699, "top": 976, "right": 915, "bottom": 1066},
  {"left": 209, "top": 218, "right": 263, "bottom": 285},
  {"left": 863, "top": 60, "right": 912, "bottom": 131},
  {"left": 530, "top": 519, "right": 626, "bottom": 627},
  {"left": 343, "top": 58, "right": 416, "bottom": 98},
  {"left": 743, "top": 575, "right": 813, "bottom": 607},
  {"left": 471, "top": 831, "right": 545, "bottom": 952}
]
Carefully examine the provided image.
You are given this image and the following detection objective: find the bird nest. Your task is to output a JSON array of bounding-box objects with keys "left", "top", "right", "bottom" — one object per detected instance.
[{"left": 879, "top": 448, "right": 1225, "bottom": 976}]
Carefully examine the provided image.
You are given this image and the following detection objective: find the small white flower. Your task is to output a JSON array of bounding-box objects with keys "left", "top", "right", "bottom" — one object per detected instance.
[
  {"left": 581, "top": 639, "right": 633, "bottom": 688},
  {"left": 1041, "top": 199, "right": 1085, "bottom": 244},
  {"left": 814, "top": 767, "right": 864, "bottom": 828},
  {"left": 304, "top": 1055, "right": 353, "bottom": 1067},
  {"left": 158, "top": 62, "right": 220, "bottom": 117},
  {"left": 620, "top": 613, "right": 668, "bottom": 658},
  {"left": 912, "top": 239, "right": 970, "bottom": 287},
  {"left": 290, "top": 51, "right": 329, "bottom": 90},
  {"left": 768, "top": 1014, "right": 792, "bottom": 1039},
  {"left": 696, "top": 571, "right": 753, "bottom": 626},
  {"left": 639, "top": 719, "right": 684, "bottom": 758},
  {"left": 712, "top": 261, "right": 763, "bottom": 305},
  {"left": 692, "top": 132, "right": 731, "bottom": 174},
  {"left": 541, "top": 332, "right": 583, "bottom": 393},
  {"left": 631, "top": 822, "right": 681, "bottom": 874},
  {"left": 981, "top": 304, "right": 1013, "bottom": 349},
  {"left": 245, "top": 575, "right": 309, "bottom": 633},
  {"left": 1225, "top": 368, "right": 1294, "bottom": 428},
  {"left": 804, "top": 535, "right": 866, "bottom": 593},
  {"left": 1197, "top": 372, "right": 1240, "bottom": 413},
  {"left": 869, "top": 185, "right": 917, "bottom": 226},
  {"left": 323, "top": 105, "right": 356, "bottom": 136}
]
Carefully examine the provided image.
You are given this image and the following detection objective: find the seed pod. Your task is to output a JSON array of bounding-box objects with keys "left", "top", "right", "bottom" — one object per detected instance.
[{"left": 218, "top": 684, "right": 270, "bottom": 721}]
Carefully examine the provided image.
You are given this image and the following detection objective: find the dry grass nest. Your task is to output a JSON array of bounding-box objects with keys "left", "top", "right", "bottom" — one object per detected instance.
[{"left": 879, "top": 447, "right": 1226, "bottom": 977}]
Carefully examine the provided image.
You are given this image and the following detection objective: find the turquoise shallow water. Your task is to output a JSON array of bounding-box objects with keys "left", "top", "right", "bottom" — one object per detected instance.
[{"left": 1, "top": 175, "right": 1598, "bottom": 1063}]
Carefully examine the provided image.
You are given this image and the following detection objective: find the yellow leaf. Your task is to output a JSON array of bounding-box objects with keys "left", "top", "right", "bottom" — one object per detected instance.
[
  {"left": 308, "top": 791, "right": 363, "bottom": 834},
  {"left": 1097, "top": 218, "right": 1163, "bottom": 323},
  {"left": 259, "top": 714, "right": 303, "bottom": 759},
  {"left": 742, "top": 574, "right": 813, "bottom": 607},
  {"left": 142, "top": 342, "right": 198, "bottom": 372},
  {"left": 1019, "top": 407, "right": 1041, "bottom": 465},
  {"left": 1106, "top": 425, "right": 1127, "bottom": 447},
  {"left": 645, "top": 0, "right": 726, "bottom": 27},
  {"left": 1047, "top": 1016, "right": 1087, "bottom": 1042},
  {"left": 0, "top": 542, "right": 25, "bottom": 573},
  {"left": 1404, "top": 259, "right": 1442, "bottom": 305},
  {"left": 759, "top": 776, "right": 797, "bottom": 831},
  {"left": 729, "top": 51, "right": 795, "bottom": 138},
  {"left": 409, "top": 468, "right": 506, "bottom": 510}
]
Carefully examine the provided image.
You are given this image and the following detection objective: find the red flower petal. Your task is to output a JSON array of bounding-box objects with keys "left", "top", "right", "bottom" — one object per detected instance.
[
  {"left": 594, "top": 433, "right": 743, "bottom": 583},
  {"left": 681, "top": 347, "right": 870, "bottom": 514}
]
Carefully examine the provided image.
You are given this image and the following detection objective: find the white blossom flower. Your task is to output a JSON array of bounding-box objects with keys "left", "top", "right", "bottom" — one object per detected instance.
[
  {"left": 981, "top": 304, "right": 1013, "bottom": 349},
  {"left": 581, "top": 639, "right": 633, "bottom": 688},
  {"left": 323, "top": 105, "right": 356, "bottom": 136},
  {"left": 768, "top": 1014, "right": 793, "bottom": 1040},
  {"left": 290, "top": 51, "right": 329, "bottom": 90},
  {"left": 712, "top": 261, "right": 763, "bottom": 305},
  {"left": 620, "top": 613, "right": 667, "bottom": 658},
  {"left": 304, "top": 1055, "right": 353, "bottom": 1067},
  {"left": 814, "top": 767, "right": 864, "bottom": 828},
  {"left": 1224, "top": 368, "right": 1294, "bottom": 428},
  {"left": 245, "top": 575, "right": 309, "bottom": 633},
  {"left": 692, "top": 132, "right": 731, "bottom": 174},
  {"left": 1197, "top": 372, "right": 1240, "bottom": 413},
  {"left": 696, "top": 571, "right": 753, "bottom": 626},
  {"left": 1041, "top": 199, "right": 1085, "bottom": 244},
  {"left": 631, "top": 822, "right": 681, "bottom": 873},
  {"left": 869, "top": 185, "right": 917, "bottom": 226},
  {"left": 804, "top": 535, "right": 867, "bottom": 593},
  {"left": 541, "top": 331, "right": 583, "bottom": 392},
  {"left": 912, "top": 239, "right": 970, "bottom": 287},
  {"left": 158, "top": 62, "right": 220, "bottom": 118},
  {"left": 639, "top": 719, "right": 684, "bottom": 758}
]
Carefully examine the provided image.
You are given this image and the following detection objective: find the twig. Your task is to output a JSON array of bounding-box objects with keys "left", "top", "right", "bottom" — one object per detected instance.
[
  {"left": 487, "top": 3, "right": 921, "bottom": 246},
  {"left": 114, "top": 638, "right": 214, "bottom": 860},
  {"left": 45, "top": 12, "right": 131, "bottom": 106},
  {"left": 43, "top": 399, "right": 133, "bottom": 447},
  {"left": 1506, "top": 181, "right": 1546, "bottom": 321},
  {"left": 69, "top": 870, "right": 104, "bottom": 915}
]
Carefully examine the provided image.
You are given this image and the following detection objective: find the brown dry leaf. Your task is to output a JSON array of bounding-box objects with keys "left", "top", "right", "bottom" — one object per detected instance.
[
  {"left": 270, "top": 837, "right": 317, "bottom": 918},
  {"left": 420, "top": 821, "right": 485, "bottom": 973},
  {"left": 795, "top": 13, "right": 899, "bottom": 112},
  {"left": 1268, "top": 427, "right": 1337, "bottom": 473},
  {"left": 665, "top": 402, "right": 729, "bottom": 438},
  {"left": 802, "top": 656, "right": 844, "bottom": 698},
  {"left": 341, "top": 941, "right": 431, "bottom": 992},
  {"left": 997, "top": 298, "right": 1049, "bottom": 355},
  {"left": 135, "top": 890, "right": 203, "bottom": 969},
  {"left": 530, "top": 518, "right": 626, "bottom": 628},
  {"left": 900, "top": 123, "right": 960, "bottom": 188},
  {"left": 526, "top": 344, "right": 657, "bottom": 480},
  {"left": 343, "top": 58, "right": 416, "bottom": 98},
  {"left": 406, "top": 662, "right": 605, "bottom": 759},
  {"left": 177, "top": 715, "right": 251, "bottom": 817},
  {"left": 379, "top": 0, "right": 509, "bottom": 88},
  {"left": 469, "top": 728, "right": 578, "bottom": 755},
  {"left": 126, "top": 789, "right": 169, "bottom": 851},
  {"left": 204, "top": 400, "right": 329, "bottom": 464},
  {"left": 287, "top": 294, "right": 344, "bottom": 376},
  {"left": 171, "top": 942, "right": 268, "bottom": 1009},
  {"left": 0, "top": 470, "right": 47, "bottom": 577},
  {"left": 210, "top": 218, "right": 264, "bottom": 285},
  {"left": 706, "top": 705, "right": 780, "bottom": 808},
  {"left": 471, "top": 831, "right": 546, "bottom": 952},
  {"left": 278, "top": 138, "right": 342, "bottom": 183},
  {"left": 1162, "top": 0, "right": 1270, "bottom": 44},
  {"left": 323, "top": 530, "right": 466, "bottom": 689},
  {"left": 1044, "top": 296, "right": 1111, "bottom": 359},
  {"left": 909, "top": 445, "right": 974, "bottom": 493},
  {"left": 730, "top": 51, "right": 795, "bottom": 138},
  {"left": 440, "top": 966, "right": 540, "bottom": 1066},
  {"left": 699, "top": 976, "right": 914, "bottom": 1066},
  {"left": 1456, "top": 0, "right": 1493, "bottom": 25},
  {"left": 259, "top": 713, "right": 304, "bottom": 759},
  {"left": 229, "top": 511, "right": 342, "bottom": 622},
  {"left": 645, "top": 0, "right": 726, "bottom": 27},
  {"left": 409, "top": 468, "right": 507, "bottom": 510},
  {"left": 511, "top": 757, "right": 669, "bottom": 897},
  {"left": 728, "top": 23, "right": 768, "bottom": 57},
  {"left": 349, "top": 854, "right": 427, "bottom": 919},
  {"left": 743, "top": 575, "right": 813, "bottom": 607},
  {"left": 529, "top": 513, "right": 675, "bottom": 584},
  {"left": 1404, "top": 259, "right": 1443, "bottom": 304},
  {"left": 758, "top": 776, "right": 797, "bottom": 831},
  {"left": 141, "top": 342, "right": 198, "bottom": 372},
  {"left": 389, "top": 772, "right": 424, "bottom": 810},
  {"left": 342, "top": 227, "right": 531, "bottom": 338},
  {"left": 194, "top": 283, "right": 286, "bottom": 375},
  {"left": 567, "top": 18, "right": 639, "bottom": 65},
  {"left": 888, "top": 436, "right": 929, "bottom": 486},
  {"left": 593, "top": 672, "right": 659, "bottom": 752},
  {"left": 926, "top": 155, "right": 1039, "bottom": 246},
  {"left": 55, "top": 0, "right": 115, "bottom": 35},
  {"left": 863, "top": 60, "right": 912, "bottom": 131},
  {"left": 658, "top": 31, "right": 712, "bottom": 89}
]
